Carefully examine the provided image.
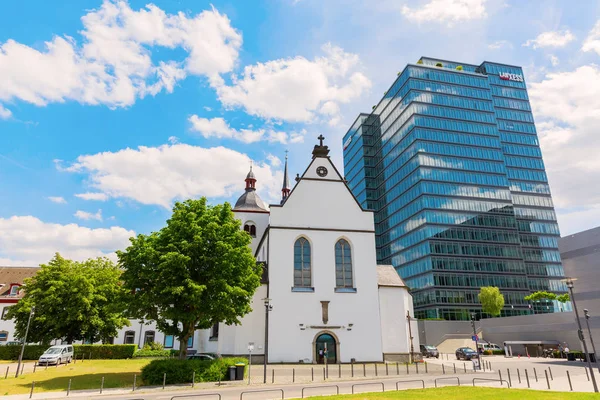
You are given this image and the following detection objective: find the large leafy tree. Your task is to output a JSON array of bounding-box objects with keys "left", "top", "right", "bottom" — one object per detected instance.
[
  {"left": 478, "top": 286, "right": 505, "bottom": 317},
  {"left": 7, "top": 254, "right": 130, "bottom": 343},
  {"left": 118, "top": 198, "right": 262, "bottom": 359}
]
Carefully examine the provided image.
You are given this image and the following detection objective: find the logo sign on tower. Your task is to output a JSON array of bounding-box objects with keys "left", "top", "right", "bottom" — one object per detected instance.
[{"left": 499, "top": 72, "right": 524, "bottom": 82}]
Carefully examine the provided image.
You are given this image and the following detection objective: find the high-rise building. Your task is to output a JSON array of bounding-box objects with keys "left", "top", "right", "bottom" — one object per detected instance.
[{"left": 343, "top": 57, "right": 569, "bottom": 320}]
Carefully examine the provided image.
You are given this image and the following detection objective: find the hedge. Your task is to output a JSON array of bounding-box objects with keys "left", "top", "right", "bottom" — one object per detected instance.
[
  {"left": 74, "top": 345, "right": 137, "bottom": 359},
  {"left": 133, "top": 349, "right": 171, "bottom": 358},
  {"left": 0, "top": 344, "right": 137, "bottom": 360},
  {"left": 141, "top": 357, "right": 247, "bottom": 385}
]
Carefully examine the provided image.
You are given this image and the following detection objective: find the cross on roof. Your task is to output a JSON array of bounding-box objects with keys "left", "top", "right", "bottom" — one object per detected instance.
[{"left": 318, "top": 134, "right": 325, "bottom": 146}]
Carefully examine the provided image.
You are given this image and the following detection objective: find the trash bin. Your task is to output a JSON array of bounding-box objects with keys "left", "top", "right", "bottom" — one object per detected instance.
[
  {"left": 228, "top": 365, "right": 237, "bottom": 381},
  {"left": 567, "top": 352, "right": 576, "bottom": 361},
  {"left": 235, "top": 363, "right": 245, "bottom": 381}
]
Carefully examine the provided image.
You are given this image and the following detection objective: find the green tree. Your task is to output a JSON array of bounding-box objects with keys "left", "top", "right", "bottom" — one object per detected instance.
[
  {"left": 557, "top": 293, "right": 570, "bottom": 303},
  {"left": 524, "top": 291, "right": 557, "bottom": 302},
  {"left": 118, "top": 198, "right": 262, "bottom": 359},
  {"left": 478, "top": 286, "right": 505, "bottom": 317},
  {"left": 6, "top": 254, "right": 129, "bottom": 343}
]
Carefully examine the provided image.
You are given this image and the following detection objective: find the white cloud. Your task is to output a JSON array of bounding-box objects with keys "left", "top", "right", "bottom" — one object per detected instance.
[
  {"left": 488, "top": 40, "right": 513, "bottom": 50},
  {"left": 549, "top": 55, "right": 559, "bottom": 66},
  {"left": 74, "top": 209, "right": 103, "bottom": 221},
  {"left": 75, "top": 192, "right": 109, "bottom": 201},
  {"left": 188, "top": 116, "right": 301, "bottom": 144},
  {"left": 401, "top": 0, "right": 488, "bottom": 26},
  {"left": 167, "top": 136, "right": 179, "bottom": 144},
  {"left": 523, "top": 30, "right": 575, "bottom": 49},
  {"left": 582, "top": 21, "right": 600, "bottom": 56},
  {"left": 48, "top": 196, "right": 67, "bottom": 204},
  {"left": 0, "top": 104, "right": 12, "bottom": 119},
  {"left": 529, "top": 65, "right": 600, "bottom": 233},
  {"left": 0, "top": 215, "right": 134, "bottom": 266},
  {"left": 212, "top": 43, "right": 371, "bottom": 124},
  {"left": 266, "top": 154, "right": 282, "bottom": 167},
  {"left": 61, "top": 143, "right": 283, "bottom": 208},
  {"left": 0, "top": 1, "right": 241, "bottom": 111},
  {"left": 203, "top": 106, "right": 212, "bottom": 111}
]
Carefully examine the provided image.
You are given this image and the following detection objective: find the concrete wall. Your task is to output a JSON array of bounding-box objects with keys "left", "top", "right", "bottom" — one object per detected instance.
[{"left": 417, "top": 320, "right": 475, "bottom": 347}]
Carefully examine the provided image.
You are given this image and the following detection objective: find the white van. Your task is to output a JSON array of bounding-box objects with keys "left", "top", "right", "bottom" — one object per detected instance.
[
  {"left": 38, "top": 345, "right": 74, "bottom": 365},
  {"left": 478, "top": 343, "right": 502, "bottom": 352}
]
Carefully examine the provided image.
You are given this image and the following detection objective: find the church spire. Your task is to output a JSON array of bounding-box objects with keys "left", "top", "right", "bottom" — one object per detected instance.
[
  {"left": 245, "top": 162, "right": 256, "bottom": 190},
  {"left": 281, "top": 151, "right": 291, "bottom": 204}
]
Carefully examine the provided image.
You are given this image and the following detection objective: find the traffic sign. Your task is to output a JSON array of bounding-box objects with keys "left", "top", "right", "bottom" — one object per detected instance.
[{"left": 472, "top": 335, "right": 479, "bottom": 341}]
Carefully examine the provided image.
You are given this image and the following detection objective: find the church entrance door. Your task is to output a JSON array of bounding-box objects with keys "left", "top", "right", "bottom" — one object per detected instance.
[{"left": 315, "top": 333, "right": 337, "bottom": 364}]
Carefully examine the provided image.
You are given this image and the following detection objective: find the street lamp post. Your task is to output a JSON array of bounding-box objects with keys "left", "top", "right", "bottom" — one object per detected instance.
[
  {"left": 471, "top": 313, "right": 480, "bottom": 369},
  {"left": 262, "top": 298, "right": 272, "bottom": 384},
  {"left": 406, "top": 311, "right": 414, "bottom": 364},
  {"left": 15, "top": 306, "right": 34, "bottom": 378},
  {"left": 564, "top": 278, "right": 598, "bottom": 392},
  {"left": 584, "top": 309, "right": 600, "bottom": 374}
]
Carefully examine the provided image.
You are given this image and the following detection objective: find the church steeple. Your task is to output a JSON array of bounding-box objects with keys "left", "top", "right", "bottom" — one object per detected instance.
[
  {"left": 245, "top": 163, "right": 256, "bottom": 190},
  {"left": 281, "top": 151, "right": 291, "bottom": 204}
]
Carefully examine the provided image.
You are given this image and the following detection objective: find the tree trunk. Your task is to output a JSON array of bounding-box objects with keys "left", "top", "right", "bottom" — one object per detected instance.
[{"left": 179, "top": 337, "right": 188, "bottom": 360}]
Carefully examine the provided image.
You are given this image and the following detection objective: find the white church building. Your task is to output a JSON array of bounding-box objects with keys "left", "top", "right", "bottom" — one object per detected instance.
[{"left": 1, "top": 137, "right": 418, "bottom": 363}]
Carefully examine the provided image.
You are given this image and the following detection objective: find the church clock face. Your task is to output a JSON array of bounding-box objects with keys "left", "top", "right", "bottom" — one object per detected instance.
[{"left": 316, "top": 166, "right": 328, "bottom": 177}]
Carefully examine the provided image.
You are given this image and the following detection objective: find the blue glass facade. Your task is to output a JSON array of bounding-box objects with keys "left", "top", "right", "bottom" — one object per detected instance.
[{"left": 343, "top": 57, "right": 569, "bottom": 320}]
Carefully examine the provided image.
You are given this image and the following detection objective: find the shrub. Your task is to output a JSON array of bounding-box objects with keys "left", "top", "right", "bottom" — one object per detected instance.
[
  {"left": 416, "top": 60, "right": 423, "bottom": 64},
  {"left": 143, "top": 342, "right": 164, "bottom": 351},
  {"left": 435, "top": 62, "right": 443, "bottom": 67},
  {"left": 141, "top": 357, "right": 247, "bottom": 385},
  {"left": 456, "top": 65, "right": 463, "bottom": 71},
  {"left": 492, "top": 349, "right": 505, "bottom": 355},
  {"left": 134, "top": 349, "right": 171, "bottom": 358},
  {"left": 0, "top": 345, "right": 47, "bottom": 360},
  {"left": 74, "top": 344, "right": 137, "bottom": 359}
]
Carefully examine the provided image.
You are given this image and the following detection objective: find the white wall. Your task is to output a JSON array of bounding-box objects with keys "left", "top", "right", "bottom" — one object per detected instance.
[
  {"left": 378, "top": 287, "right": 419, "bottom": 354},
  {"left": 234, "top": 211, "right": 270, "bottom": 256},
  {"left": 0, "top": 304, "right": 17, "bottom": 342},
  {"left": 267, "top": 159, "right": 383, "bottom": 363}
]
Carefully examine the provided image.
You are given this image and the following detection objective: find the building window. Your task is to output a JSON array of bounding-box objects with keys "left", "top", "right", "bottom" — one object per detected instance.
[
  {"left": 244, "top": 223, "right": 257, "bottom": 238},
  {"left": 187, "top": 335, "right": 194, "bottom": 348},
  {"left": 0, "top": 331, "right": 7, "bottom": 341},
  {"left": 103, "top": 337, "right": 115, "bottom": 345},
  {"left": 335, "top": 239, "right": 354, "bottom": 289},
  {"left": 9, "top": 285, "right": 19, "bottom": 296},
  {"left": 210, "top": 323, "right": 219, "bottom": 340},
  {"left": 144, "top": 330, "right": 155, "bottom": 345},
  {"left": 1, "top": 306, "right": 11, "bottom": 320},
  {"left": 164, "top": 335, "right": 174, "bottom": 348},
  {"left": 293, "top": 237, "right": 312, "bottom": 288},
  {"left": 124, "top": 331, "right": 136, "bottom": 345}
]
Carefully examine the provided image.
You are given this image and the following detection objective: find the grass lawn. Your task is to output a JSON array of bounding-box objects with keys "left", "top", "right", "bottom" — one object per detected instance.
[
  {"left": 311, "top": 387, "right": 600, "bottom": 399},
  {"left": 0, "top": 359, "right": 152, "bottom": 396}
]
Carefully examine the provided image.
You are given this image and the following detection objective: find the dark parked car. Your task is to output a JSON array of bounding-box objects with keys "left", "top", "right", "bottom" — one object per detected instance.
[
  {"left": 456, "top": 347, "right": 479, "bottom": 360},
  {"left": 420, "top": 345, "right": 439, "bottom": 358}
]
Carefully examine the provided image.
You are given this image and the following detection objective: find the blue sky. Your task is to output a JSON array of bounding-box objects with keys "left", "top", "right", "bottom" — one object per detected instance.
[{"left": 1, "top": 0, "right": 600, "bottom": 265}]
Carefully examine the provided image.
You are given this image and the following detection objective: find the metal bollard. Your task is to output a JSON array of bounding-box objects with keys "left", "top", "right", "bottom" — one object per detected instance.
[
  {"left": 507, "top": 369, "right": 512, "bottom": 387},
  {"left": 326, "top": 363, "right": 329, "bottom": 379},
  {"left": 293, "top": 368, "right": 295, "bottom": 383},
  {"left": 396, "top": 362, "right": 399, "bottom": 375},
  {"left": 386, "top": 363, "right": 389, "bottom": 376},
  {"left": 67, "top": 379, "right": 71, "bottom": 396},
  {"left": 34, "top": 363, "right": 37, "bottom": 373},
  {"left": 517, "top": 369, "right": 521, "bottom": 384},
  {"left": 29, "top": 381, "right": 35, "bottom": 399},
  {"left": 525, "top": 369, "right": 530, "bottom": 388},
  {"left": 548, "top": 366, "right": 553, "bottom": 380},
  {"left": 375, "top": 363, "right": 378, "bottom": 376},
  {"left": 323, "top": 367, "right": 325, "bottom": 380},
  {"left": 534, "top": 367, "right": 538, "bottom": 382},
  {"left": 312, "top": 367, "right": 314, "bottom": 382},
  {"left": 133, "top": 374, "right": 136, "bottom": 391},
  {"left": 272, "top": 369, "right": 275, "bottom": 383},
  {"left": 464, "top": 363, "right": 466, "bottom": 373},
  {"left": 192, "top": 371, "right": 195, "bottom": 388},
  {"left": 442, "top": 364, "right": 445, "bottom": 374},
  {"left": 567, "top": 370, "right": 573, "bottom": 391},
  {"left": 339, "top": 364, "right": 341, "bottom": 378},
  {"left": 351, "top": 363, "right": 354, "bottom": 377},
  {"left": 544, "top": 370, "right": 550, "bottom": 390},
  {"left": 416, "top": 363, "right": 419, "bottom": 374},
  {"left": 100, "top": 376, "right": 104, "bottom": 394},
  {"left": 5, "top": 366, "right": 9, "bottom": 379},
  {"left": 499, "top": 370, "right": 503, "bottom": 386},
  {"left": 453, "top": 363, "right": 456, "bottom": 374},
  {"left": 482, "top": 360, "right": 485, "bottom": 372},
  {"left": 363, "top": 363, "right": 366, "bottom": 377},
  {"left": 163, "top": 373, "right": 166, "bottom": 389},
  {"left": 426, "top": 362, "right": 428, "bottom": 373},
  {"left": 74, "top": 354, "right": 76, "bottom": 364},
  {"left": 407, "top": 363, "right": 409, "bottom": 375}
]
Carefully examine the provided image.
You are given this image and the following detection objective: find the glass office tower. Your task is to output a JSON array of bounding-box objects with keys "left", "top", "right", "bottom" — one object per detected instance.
[{"left": 343, "top": 57, "right": 569, "bottom": 320}]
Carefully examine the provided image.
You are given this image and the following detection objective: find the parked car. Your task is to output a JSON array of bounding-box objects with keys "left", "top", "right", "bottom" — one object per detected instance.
[
  {"left": 420, "top": 345, "right": 439, "bottom": 358},
  {"left": 456, "top": 347, "right": 479, "bottom": 360},
  {"left": 1, "top": 341, "right": 21, "bottom": 346},
  {"left": 187, "top": 353, "right": 215, "bottom": 361},
  {"left": 478, "top": 343, "right": 502, "bottom": 352},
  {"left": 38, "top": 345, "right": 74, "bottom": 365}
]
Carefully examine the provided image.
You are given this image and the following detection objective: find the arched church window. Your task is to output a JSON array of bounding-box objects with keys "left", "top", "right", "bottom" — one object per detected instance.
[
  {"left": 244, "top": 223, "right": 256, "bottom": 238},
  {"left": 335, "top": 239, "right": 353, "bottom": 288},
  {"left": 294, "top": 238, "right": 311, "bottom": 287}
]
